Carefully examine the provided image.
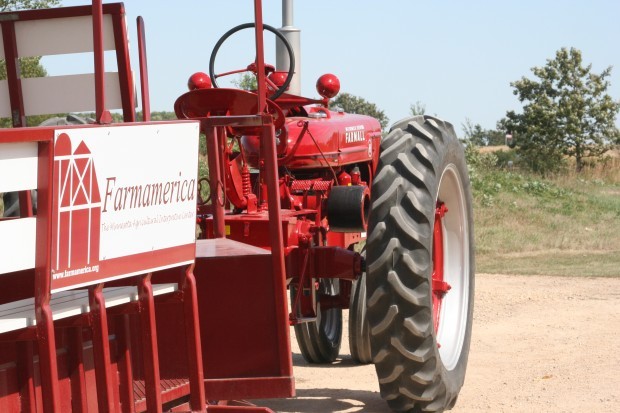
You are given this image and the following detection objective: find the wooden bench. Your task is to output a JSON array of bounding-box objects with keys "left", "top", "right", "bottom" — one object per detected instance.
[
  {"left": 0, "top": 3, "right": 135, "bottom": 126},
  {"left": 0, "top": 284, "right": 177, "bottom": 334}
]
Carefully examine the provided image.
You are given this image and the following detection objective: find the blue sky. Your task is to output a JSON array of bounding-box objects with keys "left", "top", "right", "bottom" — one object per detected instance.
[{"left": 48, "top": 1, "right": 620, "bottom": 133}]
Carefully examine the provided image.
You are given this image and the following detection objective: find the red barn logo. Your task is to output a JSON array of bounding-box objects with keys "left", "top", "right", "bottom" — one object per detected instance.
[{"left": 51, "top": 133, "right": 101, "bottom": 278}]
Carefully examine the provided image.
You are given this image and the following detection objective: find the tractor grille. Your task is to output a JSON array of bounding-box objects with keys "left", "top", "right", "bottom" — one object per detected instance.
[{"left": 290, "top": 179, "right": 332, "bottom": 192}]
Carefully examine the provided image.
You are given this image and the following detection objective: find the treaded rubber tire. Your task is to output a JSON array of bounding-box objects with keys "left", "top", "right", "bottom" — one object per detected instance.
[
  {"left": 2, "top": 190, "right": 37, "bottom": 217},
  {"left": 2, "top": 192, "right": 20, "bottom": 217},
  {"left": 292, "top": 279, "right": 343, "bottom": 363},
  {"left": 366, "top": 115, "right": 475, "bottom": 412},
  {"left": 349, "top": 250, "right": 372, "bottom": 364}
]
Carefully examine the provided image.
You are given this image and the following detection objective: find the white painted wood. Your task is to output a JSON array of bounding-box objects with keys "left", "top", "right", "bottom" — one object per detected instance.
[
  {"left": 0, "top": 218, "right": 36, "bottom": 275},
  {"left": 21, "top": 73, "right": 122, "bottom": 116},
  {"left": 15, "top": 15, "right": 115, "bottom": 58},
  {"left": 0, "top": 142, "right": 38, "bottom": 192},
  {"left": 0, "top": 283, "right": 177, "bottom": 334}
]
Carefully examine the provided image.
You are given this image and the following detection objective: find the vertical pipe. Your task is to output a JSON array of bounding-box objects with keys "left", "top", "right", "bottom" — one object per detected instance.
[
  {"left": 93, "top": 0, "right": 109, "bottom": 124},
  {"left": 260, "top": 116, "right": 293, "bottom": 377},
  {"left": 205, "top": 124, "right": 225, "bottom": 238},
  {"left": 282, "top": 0, "right": 294, "bottom": 26},
  {"left": 138, "top": 273, "right": 162, "bottom": 413},
  {"left": 137, "top": 16, "right": 151, "bottom": 122},
  {"left": 111, "top": 5, "right": 136, "bottom": 122},
  {"left": 277, "top": 0, "right": 301, "bottom": 95},
  {"left": 36, "top": 303, "right": 60, "bottom": 413},
  {"left": 17, "top": 342, "right": 36, "bottom": 413},
  {"left": 35, "top": 140, "right": 61, "bottom": 413},
  {"left": 1, "top": 21, "right": 26, "bottom": 127},
  {"left": 115, "top": 315, "right": 136, "bottom": 413},
  {"left": 217, "top": 129, "right": 228, "bottom": 210},
  {"left": 18, "top": 190, "right": 33, "bottom": 217},
  {"left": 89, "top": 284, "right": 116, "bottom": 412},
  {"left": 253, "top": 0, "right": 267, "bottom": 113},
  {"left": 182, "top": 264, "right": 206, "bottom": 412},
  {"left": 67, "top": 328, "right": 89, "bottom": 413}
]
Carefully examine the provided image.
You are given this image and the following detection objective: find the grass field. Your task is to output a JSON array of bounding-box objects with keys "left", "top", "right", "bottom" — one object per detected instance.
[{"left": 471, "top": 154, "right": 620, "bottom": 277}]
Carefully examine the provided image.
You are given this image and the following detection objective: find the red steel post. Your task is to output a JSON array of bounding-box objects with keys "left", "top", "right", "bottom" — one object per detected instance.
[
  {"left": 116, "top": 315, "right": 136, "bottom": 413},
  {"left": 182, "top": 264, "right": 206, "bottom": 412},
  {"left": 67, "top": 328, "right": 89, "bottom": 413},
  {"left": 36, "top": 303, "right": 60, "bottom": 412},
  {"left": 111, "top": 4, "right": 136, "bottom": 122},
  {"left": 205, "top": 125, "right": 226, "bottom": 238},
  {"left": 260, "top": 116, "right": 293, "bottom": 377},
  {"left": 18, "top": 191, "right": 34, "bottom": 217},
  {"left": 16, "top": 342, "right": 36, "bottom": 413},
  {"left": 1, "top": 21, "right": 26, "bottom": 127},
  {"left": 89, "top": 283, "right": 116, "bottom": 412},
  {"left": 138, "top": 273, "right": 163, "bottom": 413},
  {"left": 34, "top": 140, "right": 61, "bottom": 413},
  {"left": 218, "top": 128, "right": 228, "bottom": 210},
  {"left": 92, "top": 0, "right": 111, "bottom": 124},
  {"left": 137, "top": 16, "right": 151, "bottom": 122}
]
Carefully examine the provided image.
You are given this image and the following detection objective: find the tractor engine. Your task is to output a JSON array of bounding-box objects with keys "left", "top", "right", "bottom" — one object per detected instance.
[
  {"left": 179, "top": 70, "right": 382, "bottom": 241},
  {"left": 239, "top": 102, "right": 381, "bottom": 233}
]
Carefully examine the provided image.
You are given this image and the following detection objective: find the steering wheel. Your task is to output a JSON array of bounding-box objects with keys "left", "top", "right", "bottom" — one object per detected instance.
[{"left": 209, "top": 23, "right": 295, "bottom": 100}]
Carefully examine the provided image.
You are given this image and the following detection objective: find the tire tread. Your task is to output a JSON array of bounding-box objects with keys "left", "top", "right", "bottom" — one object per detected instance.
[{"left": 366, "top": 115, "right": 474, "bottom": 412}]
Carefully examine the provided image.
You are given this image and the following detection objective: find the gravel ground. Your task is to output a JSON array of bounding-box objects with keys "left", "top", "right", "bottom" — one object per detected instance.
[{"left": 258, "top": 273, "right": 620, "bottom": 413}]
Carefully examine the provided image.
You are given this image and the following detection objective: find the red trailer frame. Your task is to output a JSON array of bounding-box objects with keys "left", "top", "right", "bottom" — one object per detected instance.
[
  {"left": 0, "top": 0, "right": 377, "bottom": 410},
  {"left": 0, "top": 1, "right": 292, "bottom": 412}
]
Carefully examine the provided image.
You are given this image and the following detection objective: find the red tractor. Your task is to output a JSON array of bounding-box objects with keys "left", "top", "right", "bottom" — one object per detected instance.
[
  {"left": 175, "top": 6, "right": 475, "bottom": 412},
  {"left": 0, "top": 1, "right": 473, "bottom": 412}
]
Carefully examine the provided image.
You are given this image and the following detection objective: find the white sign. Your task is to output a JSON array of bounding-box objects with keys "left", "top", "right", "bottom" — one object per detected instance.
[{"left": 51, "top": 122, "right": 199, "bottom": 291}]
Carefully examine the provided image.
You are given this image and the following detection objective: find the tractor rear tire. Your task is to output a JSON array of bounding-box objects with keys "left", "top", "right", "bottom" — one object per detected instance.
[
  {"left": 2, "top": 192, "right": 20, "bottom": 217},
  {"left": 2, "top": 190, "right": 37, "bottom": 217},
  {"left": 293, "top": 279, "right": 343, "bottom": 363},
  {"left": 349, "top": 250, "right": 372, "bottom": 364},
  {"left": 366, "top": 115, "right": 474, "bottom": 412}
]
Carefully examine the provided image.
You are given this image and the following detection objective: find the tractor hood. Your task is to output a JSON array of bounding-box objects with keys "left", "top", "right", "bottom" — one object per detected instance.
[{"left": 241, "top": 106, "right": 382, "bottom": 170}]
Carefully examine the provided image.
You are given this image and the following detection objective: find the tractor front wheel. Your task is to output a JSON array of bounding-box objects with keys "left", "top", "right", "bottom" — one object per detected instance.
[
  {"left": 292, "top": 279, "right": 343, "bottom": 363},
  {"left": 366, "top": 115, "right": 474, "bottom": 412},
  {"left": 349, "top": 249, "right": 372, "bottom": 364}
]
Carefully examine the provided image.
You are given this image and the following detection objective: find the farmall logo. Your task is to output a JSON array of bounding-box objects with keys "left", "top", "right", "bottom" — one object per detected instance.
[
  {"left": 52, "top": 133, "right": 101, "bottom": 279},
  {"left": 344, "top": 125, "right": 366, "bottom": 143}
]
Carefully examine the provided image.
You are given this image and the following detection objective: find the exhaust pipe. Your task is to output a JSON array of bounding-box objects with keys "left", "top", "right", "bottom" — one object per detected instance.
[{"left": 277, "top": 0, "right": 301, "bottom": 95}]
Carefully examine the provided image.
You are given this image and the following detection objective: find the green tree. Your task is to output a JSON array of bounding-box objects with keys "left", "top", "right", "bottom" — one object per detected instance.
[
  {"left": 0, "top": 0, "right": 59, "bottom": 10},
  {"left": 0, "top": 0, "right": 60, "bottom": 79},
  {"left": 329, "top": 92, "right": 389, "bottom": 130},
  {"left": 505, "top": 47, "right": 620, "bottom": 173},
  {"left": 409, "top": 100, "right": 426, "bottom": 116},
  {"left": 462, "top": 118, "right": 507, "bottom": 147},
  {"left": 0, "top": 56, "right": 47, "bottom": 79},
  {"left": 148, "top": 111, "right": 177, "bottom": 121},
  {"left": 232, "top": 72, "right": 257, "bottom": 91}
]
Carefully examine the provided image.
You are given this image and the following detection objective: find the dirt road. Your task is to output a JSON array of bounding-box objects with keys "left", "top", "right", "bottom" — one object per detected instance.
[{"left": 258, "top": 274, "right": 620, "bottom": 412}]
